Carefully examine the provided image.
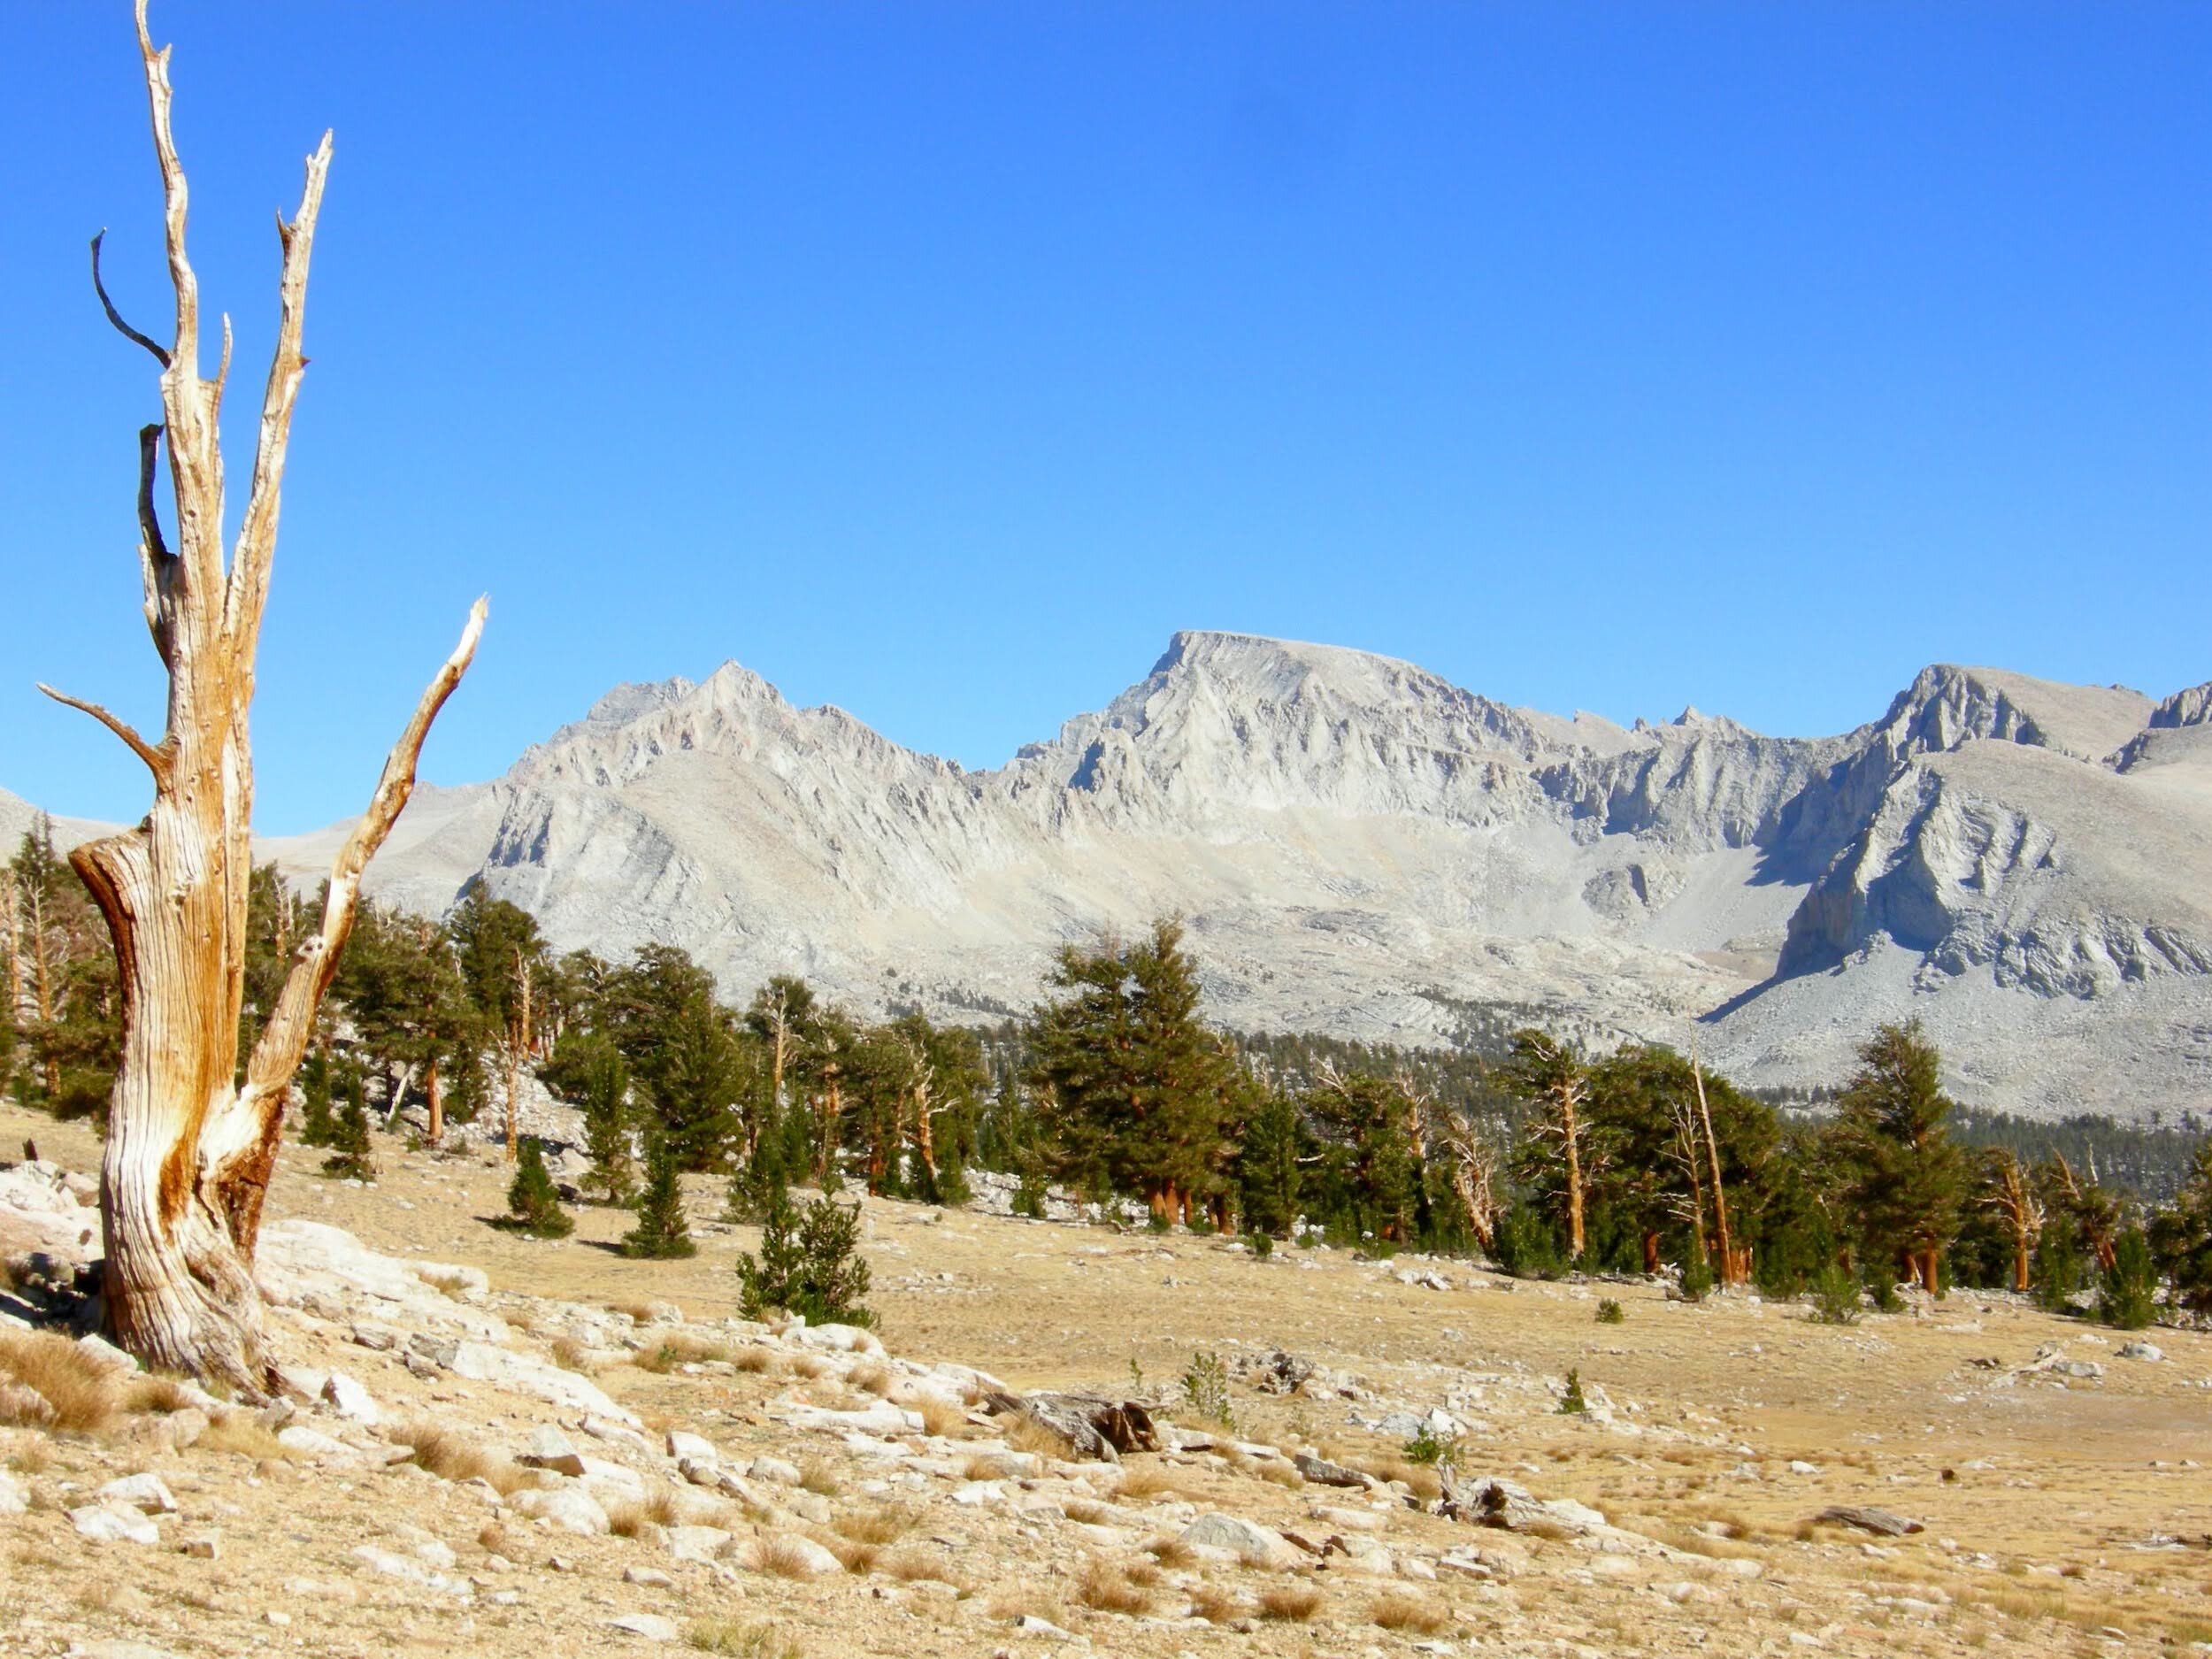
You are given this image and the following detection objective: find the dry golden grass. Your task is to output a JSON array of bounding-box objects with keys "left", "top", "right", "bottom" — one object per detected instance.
[
  {"left": 607, "top": 1483, "right": 685, "bottom": 1537},
  {"left": 392, "top": 1420, "right": 536, "bottom": 1495},
  {"left": 1125, "top": 1558, "right": 1163, "bottom": 1588},
  {"left": 1257, "top": 1581, "right": 1323, "bottom": 1622},
  {"left": 634, "top": 1332, "right": 736, "bottom": 1373},
  {"left": 1113, "top": 1464, "right": 1177, "bottom": 1501},
  {"left": 1075, "top": 1557, "right": 1152, "bottom": 1616},
  {"left": 122, "top": 1371, "right": 198, "bottom": 1415},
  {"left": 1363, "top": 1455, "right": 1441, "bottom": 1501},
  {"left": 879, "top": 1550, "right": 951, "bottom": 1584},
  {"left": 915, "top": 1395, "right": 966, "bottom": 1437},
  {"left": 818, "top": 1534, "right": 878, "bottom": 1573},
  {"left": 1189, "top": 1582, "right": 1244, "bottom": 1624},
  {"left": 1005, "top": 1414, "right": 1076, "bottom": 1462},
  {"left": 1062, "top": 1498, "right": 1115, "bottom": 1525},
  {"left": 963, "top": 1453, "right": 1021, "bottom": 1481},
  {"left": 754, "top": 1532, "right": 824, "bottom": 1579},
  {"left": 730, "top": 1346, "right": 781, "bottom": 1376},
  {"left": 834, "top": 1504, "right": 915, "bottom": 1546},
  {"left": 790, "top": 1354, "right": 831, "bottom": 1380},
  {"left": 797, "top": 1455, "right": 840, "bottom": 1496},
  {"left": 849, "top": 1362, "right": 894, "bottom": 1396},
  {"left": 685, "top": 1616, "right": 804, "bottom": 1658},
  {"left": 549, "top": 1336, "right": 593, "bottom": 1373},
  {"left": 1371, "top": 1591, "right": 1451, "bottom": 1633},
  {"left": 477, "top": 1520, "right": 512, "bottom": 1555},
  {"left": 1254, "top": 1456, "right": 1303, "bottom": 1489},
  {"left": 197, "top": 1412, "right": 292, "bottom": 1463},
  {"left": 0, "top": 1330, "right": 119, "bottom": 1432},
  {"left": 1143, "top": 1536, "right": 1196, "bottom": 1569}
]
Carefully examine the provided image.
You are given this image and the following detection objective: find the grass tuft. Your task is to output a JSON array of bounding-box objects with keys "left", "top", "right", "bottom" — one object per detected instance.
[
  {"left": 1257, "top": 1581, "right": 1323, "bottom": 1622},
  {"left": 0, "top": 1331, "right": 120, "bottom": 1433}
]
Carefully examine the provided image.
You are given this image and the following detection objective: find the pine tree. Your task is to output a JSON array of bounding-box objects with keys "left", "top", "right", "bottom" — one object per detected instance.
[
  {"left": 296, "top": 1051, "right": 337, "bottom": 1148},
  {"left": 2151, "top": 1141, "right": 2212, "bottom": 1316},
  {"left": 2101, "top": 1225, "right": 2158, "bottom": 1329},
  {"left": 1832, "top": 1021, "right": 1966, "bottom": 1294},
  {"left": 1236, "top": 1084, "right": 1307, "bottom": 1239},
  {"left": 737, "top": 1192, "right": 873, "bottom": 1326},
  {"left": 542, "top": 1032, "right": 634, "bottom": 1204},
  {"left": 498, "top": 1135, "right": 573, "bottom": 1238},
  {"left": 620, "top": 1128, "right": 696, "bottom": 1258},
  {"left": 320, "top": 1072, "right": 378, "bottom": 1181}
]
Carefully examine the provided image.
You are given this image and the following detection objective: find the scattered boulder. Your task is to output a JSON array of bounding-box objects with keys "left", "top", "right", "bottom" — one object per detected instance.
[
  {"left": 605, "top": 1613, "right": 679, "bottom": 1641},
  {"left": 518, "top": 1425, "right": 587, "bottom": 1477},
  {"left": 1816, "top": 1506, "right": 1924, "bottom": 1537},
  {"left": 96, "top": 1473, "right": 178, "bottom": 1516},
  {"left": 70, "top": 1502, "right": 161, "bottom": 1545},
  {"left": 981, "top": 1391, "right": 1157, "bottom": 1462},
  {"left": 1292, "top": 1452, "right": 1370, "bottom": 1488},
  {"left": 1179, "top": 1512, "right": 1302, "bottom": 1567},
  {"left": 2117, "top": 1341, "right": 2164, "bottom": 1363},
  {"left": 510, "top": 1485, "right": 611, "bottom": 1536}
]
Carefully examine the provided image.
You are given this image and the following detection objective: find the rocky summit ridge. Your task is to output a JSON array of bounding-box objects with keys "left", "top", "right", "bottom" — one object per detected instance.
[{"left": 27, "top": 634, "right": 2212, "bottom": 1120}]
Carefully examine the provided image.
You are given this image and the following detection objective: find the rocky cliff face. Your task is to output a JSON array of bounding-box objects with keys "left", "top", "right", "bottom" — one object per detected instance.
[{"left": 86, "top": 636, "right": 2212, "bottom": 1120}]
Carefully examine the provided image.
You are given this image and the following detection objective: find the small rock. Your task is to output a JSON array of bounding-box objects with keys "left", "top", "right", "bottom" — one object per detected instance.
[
  {"left": 180, "top": 1534, "right": 221, "bottom": 1560},
  {"left": 511, "top": 1485, "right": 611, "bottom": 1536},
  {"left": 749, "top": 1455, "right": 802, "bottom": 1486},
  {"left": 321, "top": 1371, "right": 383, "bottom": 1425},
  {"left": 2117, "top": 1341, "right": 2164, "bottom": 1363},
  {"left": 97, "top": 1473, "right": 179, "bottom": 1516},
  {"left": 275, "top": 1425, "right": 349, "bottom": 1458},
  {"left": 0, "top": 1470, "right": 28, "bottom": 1515},
  {"left": 665, "top": 1429, "right": 718, "bottom": 1464},
  {"left": 606, "top": 1613, "right": 680, "bottom": 1641},
  {"left": 518, "top": 1425, "right": 587, "bottom": 1477},
  {"left": 70, "top": 1502, "right": 161, "bottom": 1544},
  {"left": 624, "top": 1566, "right": 675, "bottom": 1588},
  {"left": 1179, "top": 1513, "right": 1301, "bottom": 1567},
  {"left": 1816, "top": 1506, "right": 1924, "bottom": 1537}
]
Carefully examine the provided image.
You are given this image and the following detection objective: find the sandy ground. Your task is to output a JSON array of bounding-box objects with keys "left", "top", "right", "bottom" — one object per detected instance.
[{"left": 4, "top": 1100, "right": 2211, "bottom": 1659}]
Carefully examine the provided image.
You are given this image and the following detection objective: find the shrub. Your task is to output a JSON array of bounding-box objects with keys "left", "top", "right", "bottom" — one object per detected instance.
[
  {"left": 1677, "top": 1250, "right": 1714, "bottom": 1302},
  {"left": 1401, "top": 1422, "right": 1462, "bottom": 1465},
  {"left": 1493, "top": 1200, "right": 1563, "bottom": 1279},
  {"left": 2101, "top": 1227, "right": 2158, "bottom": 1330},
  {"left": 1257, "top": 1583, "right": 1323, "bottom": 1622},
  {"left": 1808, "top": 1263, "right": 1863, "bottom": 1325},
  {"left": 1244, "top": 1230, "right": 1273, "bottom": 1259},
  {"left": 1180, "top": 1350, "right": 1234, "bottom": 1432},
  {"left": 1865, "top": 1273, "right": 1906, "bottom": 1314},
  {"left": 1557, "top": 1367, "right": 1588, "bottom": 1415},
  {"left": 619, "top": 1130, "right": 696, "bottom": 1259},
  {"left": 319, "top": 1072, "right": 377, "bottom": 1181},
  {"left": 738, "top": 1193, "right": 875, "bottom": 1327},
  {"left": 1595, "top": 1297, "right": 1625, "bottom": 1325},
  {"left": 495, "top": 1137, "right": 573, "bottom": 1239}
]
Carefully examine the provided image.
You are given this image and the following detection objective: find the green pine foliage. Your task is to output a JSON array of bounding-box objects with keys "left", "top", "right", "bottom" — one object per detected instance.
[
  {"left": 619, "top": 1130, "right": 697, "bottom": 1259},
  {"left": 1832, "top": 1021, "right": 1968, "bottom": 1293},
  {"left": 2151, "top": 1142, "right": 2212, "bottom": 1316},
  {"left": 2101, "top": 1226, "right": 2158, "bottom": 1329},
  {"left": 320, "top": 1073, "right": 377, "bottom": 1181},
  {"left": 296, "top": 1051, "right": 337, "bottom": 1148},
  {"left": 495, "top": 1136, "right": 573, "bottom": 1238},
  {"left": 737, "top": 1193, "right": 874, "bottom": 1327}
]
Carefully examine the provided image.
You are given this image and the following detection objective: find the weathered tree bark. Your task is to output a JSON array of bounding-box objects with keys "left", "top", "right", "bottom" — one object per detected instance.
[
  {"left": 45, "top": 3, "right": 483, "bottom": 1392},
  {"left": 1691, "top": 1053, "right": 1735, "bottom": 1286}
]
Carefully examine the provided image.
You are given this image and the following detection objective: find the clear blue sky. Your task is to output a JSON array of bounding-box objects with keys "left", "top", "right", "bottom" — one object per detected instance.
[{"left": 4, "top": 4, "right": 2207, "bottom": 833}]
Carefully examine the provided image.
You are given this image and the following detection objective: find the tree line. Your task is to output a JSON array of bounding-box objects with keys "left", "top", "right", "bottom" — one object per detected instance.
[{"left": 8, "top": 835, "right": 2209, "bottom": 1323}]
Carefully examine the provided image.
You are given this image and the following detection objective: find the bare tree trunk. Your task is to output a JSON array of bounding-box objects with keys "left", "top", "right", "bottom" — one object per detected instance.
[
  {"left": 1691, "top": 1053, "right": 1734, "bottom": 1286},
  {"left": 46, "top": 4, "right": 482, "bottom": 1392},
  {"left": 1557, "top": 1079, "right": 1586, "bottom": 1262},
  {"left": 425, "top": 1056, "right": 443, "bottom": 1148}
]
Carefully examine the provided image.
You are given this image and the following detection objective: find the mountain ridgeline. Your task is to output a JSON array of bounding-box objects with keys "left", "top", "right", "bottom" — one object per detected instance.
[{"left": 82, "top": 634, "right": 2212, "bottom": 1122}]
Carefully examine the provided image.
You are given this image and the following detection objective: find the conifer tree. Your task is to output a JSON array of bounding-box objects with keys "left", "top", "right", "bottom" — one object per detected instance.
[
  {"left": 542, "top": 1031, "right": 634, "bottom": 1204},
  {"left": 737, "top": 1192, "right": 873, "bottom": 1326},
  {"left": 620, "top": 1128, "right": 696, "bottom": 1258},
  {"left": 1236, "top": 1084, "right": 1307, "bottom": 1239},
  {"left": 2101, "top": 1225, "right": 2157, "bottom": 1329},
  {"left": 320, "top": 1072, "right": 377, "bottom": 1181},
  {"left": 296, "top": 1051, "right": 337, "bottom": 1148},
  {"left": 2150, "top": 1141, "right": 2212, "bottom": 1316},
  {"left": 1832, "top": 1021, "right": 1966, "bottom": 1294},
  {"left": 1502, "top": 1030, "right": 1594, "bottom": 1262},
  {"left": 498, "top": 1135, "right": 573, "bottom": 1238}
]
